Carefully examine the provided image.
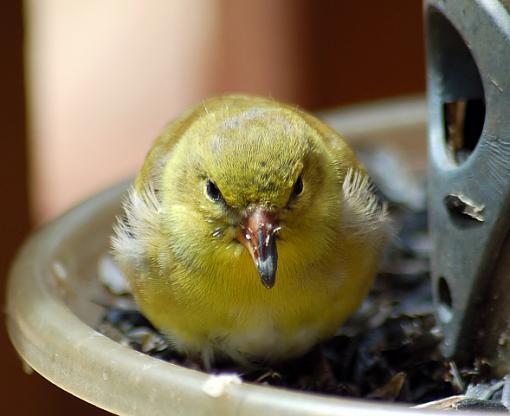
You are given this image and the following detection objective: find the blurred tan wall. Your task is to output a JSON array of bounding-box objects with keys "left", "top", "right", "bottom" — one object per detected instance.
[
  {"left": 26, "top": 0, "right": 424, "bottom": 224},
  {"left": 3, "top": 1, "right": 424, "bottom": 414},
  {"left": 26, "top": 1, "right": 223, "bottom": 223}
]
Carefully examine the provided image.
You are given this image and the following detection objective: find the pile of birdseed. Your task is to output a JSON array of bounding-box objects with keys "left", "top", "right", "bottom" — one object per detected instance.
[{"left": 96, "top": 148, "right": 510, "bottom": 412}]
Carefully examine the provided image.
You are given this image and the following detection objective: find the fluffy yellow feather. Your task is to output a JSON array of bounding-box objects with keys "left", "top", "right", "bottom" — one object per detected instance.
[{"left": 112, "top": 95, "right": 388, "bottom": 367}]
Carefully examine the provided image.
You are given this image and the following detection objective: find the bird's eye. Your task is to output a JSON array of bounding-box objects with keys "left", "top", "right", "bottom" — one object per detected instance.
[
  {"left": 206, "top": 179, "right": 224, "bottom": 203},
  {"left": 292, "top": 175, "right": 304, "bottom": 197}
]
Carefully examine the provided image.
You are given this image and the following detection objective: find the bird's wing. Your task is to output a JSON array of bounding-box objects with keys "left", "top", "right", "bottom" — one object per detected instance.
[
  {"left": 340, "top": 167, "right": 388, "bottom": 241},
  {"left": 111, "top": 113, "right": 193, "bottom": 283},
  {"left": 299, "top": 111, "right": 388, "bottom": 241}
]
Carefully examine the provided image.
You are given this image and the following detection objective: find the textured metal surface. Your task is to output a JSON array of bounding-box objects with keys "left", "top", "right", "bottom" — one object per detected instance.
[{"left": 426, "top": 0, "right": 510, "bottom": 374}]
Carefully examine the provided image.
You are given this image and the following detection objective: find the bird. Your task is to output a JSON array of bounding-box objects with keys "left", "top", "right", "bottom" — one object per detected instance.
[{"left": 112, "top": 94, "right": 388, "bottom": 368}]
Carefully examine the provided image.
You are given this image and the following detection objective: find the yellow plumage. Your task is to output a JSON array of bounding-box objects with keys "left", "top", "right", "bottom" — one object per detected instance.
[{"left": 112, "top": 95, "right": 388, "bottom": 367}]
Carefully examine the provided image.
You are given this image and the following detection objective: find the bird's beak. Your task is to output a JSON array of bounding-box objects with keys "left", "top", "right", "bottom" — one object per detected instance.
[{"left": 237, "top": 207, "right": 279, "bottom": 289}]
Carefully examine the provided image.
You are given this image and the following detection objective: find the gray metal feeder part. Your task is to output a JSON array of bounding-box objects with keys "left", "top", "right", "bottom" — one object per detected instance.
[{"left": 426, "top": 0, "right": 510, "bottom": 374}]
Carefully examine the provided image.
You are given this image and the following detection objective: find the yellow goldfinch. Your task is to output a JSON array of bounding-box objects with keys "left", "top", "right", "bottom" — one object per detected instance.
[{"left": 112, "top": 95, "right": 388, "bottom": 367}]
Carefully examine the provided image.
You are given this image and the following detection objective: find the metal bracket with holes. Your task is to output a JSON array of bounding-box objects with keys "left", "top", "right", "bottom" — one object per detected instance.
[{"left": 426, "top": 0, "right": 510, "bottom": 375}]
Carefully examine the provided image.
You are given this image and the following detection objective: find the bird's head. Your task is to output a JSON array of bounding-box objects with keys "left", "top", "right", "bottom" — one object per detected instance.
[{"left": 159, "top": 97, "right": 346, "bottom": 289}]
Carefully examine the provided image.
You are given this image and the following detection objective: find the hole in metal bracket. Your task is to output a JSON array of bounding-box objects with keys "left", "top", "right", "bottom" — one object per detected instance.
[
  {"left": 427, "top": 7, "right": 486, "bottom": 166},
  {"left": 437, "top": 276, "right": 453, "bottom": 323},
  {"left": 443, "top": 99, "right": 485, "bottom": 164}
]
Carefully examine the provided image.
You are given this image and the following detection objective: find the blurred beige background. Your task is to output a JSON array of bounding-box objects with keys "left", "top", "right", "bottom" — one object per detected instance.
[
  {"left": 27, "top": 1, "right": 221, "bottom": 222},
  {"left": 25, "top": 0, "right": 425, "bottom": 224},
  {"left": 27, "top": 0, "right": 309, "bottom": 223},
  {"left": 2, "top": 1, "right": 424, "bottom": 414}
]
